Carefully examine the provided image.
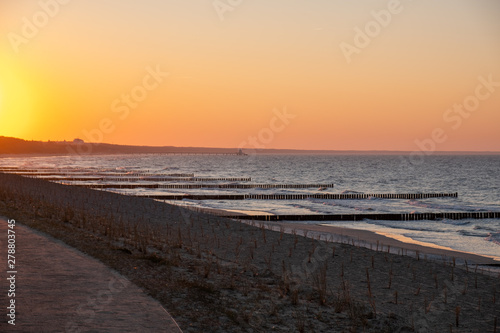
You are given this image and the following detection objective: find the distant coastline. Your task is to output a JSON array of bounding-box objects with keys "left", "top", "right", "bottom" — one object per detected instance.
[{"left": 1, "top": 136, "right": 499, "bottom": 156}]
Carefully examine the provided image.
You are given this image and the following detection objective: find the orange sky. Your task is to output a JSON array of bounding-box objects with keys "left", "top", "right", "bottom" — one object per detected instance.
[{"left": 1, "top": 0, "right": 499, "bottom": 151}]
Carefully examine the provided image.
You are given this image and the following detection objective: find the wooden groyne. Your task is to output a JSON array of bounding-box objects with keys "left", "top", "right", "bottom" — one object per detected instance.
[
  {"left": 2, "top": 169, "right": 245, "bottom": 181},
  {"left": 14, "top": 172, "right": 195, "bottom": 177},
  {"left": 42, "top": 176, "right": 252, "bottom": 182},
  {"left": 222, "top": 211, "right": 500, "bottom": 221},
  {"left": 0, "top": 167, "right": 205, "bottom": 173},
  {"left": 0, "top": 168, "right": 106, "bottom": 173},
  {"left": 141, "top": 192, "right": 458, "bottom": 201},
  {"left": 74, "top": 183, "right": 335, "bottom": 189}
]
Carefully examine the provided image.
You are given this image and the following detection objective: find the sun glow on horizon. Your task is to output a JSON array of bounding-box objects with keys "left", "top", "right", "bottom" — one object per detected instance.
[
  {"left": 1, "top": 1, "right": 499, "bottom": 151},
  {"left": 0, "top": 59, "right": 37, "bottom": 139}
]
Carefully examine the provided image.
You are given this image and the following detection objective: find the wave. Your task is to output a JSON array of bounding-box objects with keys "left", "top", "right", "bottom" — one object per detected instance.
[
  {"left": 289, "top": 203, "right": 335, "bottom": 215},
  {"left": 407, "top": 200, "right": 484, "bottom": 212},
  {"left": 473, "top": 225, "right": 498, "bottom": 232},
  {"left": 340, "top": 190, "right": 364, "bottom": 194},
  {"left": 458, "top": 229, "right": 490, "bottom": 238},
  {"left": 364, "top": 220, "right": 447, "bottom": 233},
  {"left": 441, "top": 219, "right": 470, "bottom": 226},
  {"left": 486, "top": 232, "right": 500, "bottom": 246},
  {"left": 309, "top": 199, "right": 378, "bottom": 212}
]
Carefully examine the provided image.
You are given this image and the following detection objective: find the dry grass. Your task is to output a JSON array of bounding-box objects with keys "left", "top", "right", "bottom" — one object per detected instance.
[{"left": 1, "top": 173, "right": 499, "bottom": 332}]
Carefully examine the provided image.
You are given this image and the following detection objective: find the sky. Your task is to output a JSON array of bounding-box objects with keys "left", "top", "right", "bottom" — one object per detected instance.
[{"left": 0, "top": 0, "right": 499, "bottom": 151}]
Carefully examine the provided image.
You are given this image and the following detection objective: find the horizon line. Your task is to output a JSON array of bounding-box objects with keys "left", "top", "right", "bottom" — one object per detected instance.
[{"left": 2, "top": 136, "right": 500, "bottom": 154}]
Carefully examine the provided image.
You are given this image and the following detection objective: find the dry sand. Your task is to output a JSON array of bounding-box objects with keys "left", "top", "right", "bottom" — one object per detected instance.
[
  {"left": 0, "top": 172, "right": 499, "bottom": 332},
  {"left": 262, "top": 222, "right": 500, "bottom": 266}
]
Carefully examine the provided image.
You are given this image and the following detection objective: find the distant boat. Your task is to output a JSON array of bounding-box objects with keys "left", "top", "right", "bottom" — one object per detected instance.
[{"left": 237, "top": 149, "right": 247, "bottom": 156}]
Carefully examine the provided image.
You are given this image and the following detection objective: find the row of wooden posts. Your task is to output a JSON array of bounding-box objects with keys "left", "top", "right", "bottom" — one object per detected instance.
[
  {"left": 3, "top": 168, "right": 497, "bottom": 222},
  {"left": 35, "top": 176, "right": 253, "bottom": 182},
  {"left": 11, "top": 172, "right": 195, "bottom": 177},
  {"left": 143, "top": 192, "right": 458, "bottom": 201},
  {"left": 74, "top": 183, "right": 336, "bottom": 189},
  {"left": 0, "top": 168, "right": 188, "bottom": 174},
  {"left": 222, "top": 211, "right": 500, "bottom": 221}
]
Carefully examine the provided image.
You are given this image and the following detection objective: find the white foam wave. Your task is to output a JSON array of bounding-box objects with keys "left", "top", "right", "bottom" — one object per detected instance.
[
  {"left": 486, "top": 232, "right": 500, "bottom": 246},
  {"left": 473, "top": 225, "right": 497, "bottom": 232},
  {"left": 309, "top": 199, "right": 380, "bottom": 212},
  {"left": 458, "top": 229, "right": 490, "bottom": 238},
  {"left": 407, "top": 200, "right": 483, "bottom": 212},
  {"left": 364, "top": 220, "right": 447, "bottom": 233},
  {"left": 441, "top": 219, "right": 470, "bottom": 226}
]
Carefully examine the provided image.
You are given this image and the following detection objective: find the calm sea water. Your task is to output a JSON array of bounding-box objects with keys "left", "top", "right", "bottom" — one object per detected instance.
[{"left": 1, "top": 154, "right": 499, "bottom": 260}]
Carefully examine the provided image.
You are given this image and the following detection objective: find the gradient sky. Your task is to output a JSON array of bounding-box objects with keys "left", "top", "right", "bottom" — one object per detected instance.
[{"left": 1, "top": 0, "right": 499, "bottom": 151}]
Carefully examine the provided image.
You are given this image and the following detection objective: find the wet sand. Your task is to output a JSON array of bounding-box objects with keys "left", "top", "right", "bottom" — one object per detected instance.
[{"left": 264, "top": 222, "right": 500, "bottom": 266}]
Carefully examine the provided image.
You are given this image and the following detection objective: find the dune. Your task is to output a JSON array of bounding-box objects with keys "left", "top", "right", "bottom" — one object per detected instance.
[{"left": 0, "top": 172, "right": 499, "bottom": 332}]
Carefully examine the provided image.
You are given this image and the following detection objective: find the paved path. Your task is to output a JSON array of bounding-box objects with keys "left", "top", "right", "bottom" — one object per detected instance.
[{"left": 0, "top": 217, "right": 182, "bottom": 332}]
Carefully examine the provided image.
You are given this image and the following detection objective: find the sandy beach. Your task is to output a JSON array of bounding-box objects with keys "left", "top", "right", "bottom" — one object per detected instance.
[
  {"left": 3, "top": 0, "right": 500, "bottom": 331},
  {"left": 1, "top": 172, "right": 499, "bottom": 332},
  {"left": 262, "top": 222, "right": 500, "bottom": 266}
]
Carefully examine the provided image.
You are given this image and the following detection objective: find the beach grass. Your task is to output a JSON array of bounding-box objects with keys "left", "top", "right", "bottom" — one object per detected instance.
[{"left": 1, "top": 172, "right": 499, "bottom": 332}]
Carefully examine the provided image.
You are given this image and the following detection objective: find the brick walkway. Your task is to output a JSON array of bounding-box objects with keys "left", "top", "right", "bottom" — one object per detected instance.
[{"left": 0, "top": 218, "right": 182, "bottom": 332}]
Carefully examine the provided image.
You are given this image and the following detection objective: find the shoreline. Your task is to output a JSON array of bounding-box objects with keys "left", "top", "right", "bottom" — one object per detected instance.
[
  {"left": 175, "top": 205, "right": 500, "bottom": 265},
  {"left": 1, "top": 173, "right": 500, "bottom": 332},
  {"left": 263, "top": 222, "right": 500, "bottom": 266}
]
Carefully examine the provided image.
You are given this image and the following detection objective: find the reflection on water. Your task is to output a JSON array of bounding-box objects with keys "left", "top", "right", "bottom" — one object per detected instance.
[{"left": 0, "top": 153, "right": 499, "bottom": 258}]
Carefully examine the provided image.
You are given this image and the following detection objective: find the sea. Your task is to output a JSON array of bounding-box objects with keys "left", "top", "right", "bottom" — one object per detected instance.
[{"left": 1, "top": 153, "right": 499, "bottom": 261}]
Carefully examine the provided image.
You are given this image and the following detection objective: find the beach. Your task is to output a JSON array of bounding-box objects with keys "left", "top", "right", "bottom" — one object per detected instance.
[
  {"left": 260, "top": 222, "right": 500, "bottom": 265},
  {"left": 2, "top": 154, "right": 499, "bottom": 262},
  {"left": 0, "top": 172, "right": 499, "bottom": 332},
  {"left": 2, "top": 0, "right": 499, "bottom": 330}
]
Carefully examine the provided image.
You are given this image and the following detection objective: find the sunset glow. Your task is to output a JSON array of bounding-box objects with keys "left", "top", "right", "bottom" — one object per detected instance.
[{"left": 1, "top": 0, "right": 499, "bottom": 151}]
